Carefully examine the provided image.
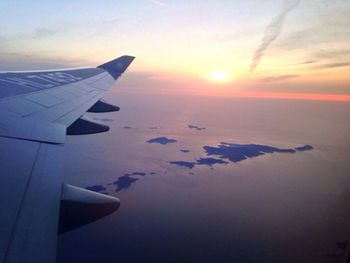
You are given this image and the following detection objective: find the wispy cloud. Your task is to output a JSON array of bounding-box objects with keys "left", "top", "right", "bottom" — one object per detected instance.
[
  {"left": 312, "top": 48, "right": 350, "bottom": 60},
  {"left": 0, "top": 27, "right": 59, "bottom": 41},
  {"left": 296, "top": 60, "right": 317, "bottom": 65},
  {"left": 250, "top": 0, "right": 300, "bottom": 72},
  {"left": 0, "top": 19, "right": 120, "bottom": 42},
  {"left": 147, "top": 0, "right": 166, "bottom": 7},
  {"left": 32, "top": 27, "right": 58, "bottom": 39},
  {"left": 260, "top": 74, "right": 299, "bottom": 82},
  {"left": 0, "top": 52, "right": 88, "bottom": 70},
  {"left": 286, "top": 60, "right": 317, "bottom": 67},
  {"left": 315, "top": 62, "right": 350, "bottom": 70},
  {"left": 0, "top": 18, "right": 122, "bottom": 70}
]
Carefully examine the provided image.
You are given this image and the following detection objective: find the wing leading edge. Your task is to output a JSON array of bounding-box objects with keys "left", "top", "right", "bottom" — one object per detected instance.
[{"left": 0, "top": 55, "right": 135, "bottom": 263}]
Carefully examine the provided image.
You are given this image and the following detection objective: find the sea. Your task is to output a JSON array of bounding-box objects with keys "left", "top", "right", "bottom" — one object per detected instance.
[{"left": 57, "top": 86, "right": 350, "bottom": 263}]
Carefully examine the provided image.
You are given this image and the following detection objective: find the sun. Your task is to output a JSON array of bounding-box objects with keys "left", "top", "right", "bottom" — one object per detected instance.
[{"left": 208, "top": 71, "right": 230, "bottom": 83}]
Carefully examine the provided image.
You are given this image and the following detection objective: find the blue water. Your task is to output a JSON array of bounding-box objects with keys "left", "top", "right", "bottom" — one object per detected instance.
[{"left": 57, "top": 89, "right": 350, "bottom": 263}]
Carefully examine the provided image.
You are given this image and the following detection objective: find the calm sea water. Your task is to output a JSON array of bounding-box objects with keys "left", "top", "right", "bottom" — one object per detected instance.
[{"left": 57, "top": 88, "right": 350, "bottom": 263}]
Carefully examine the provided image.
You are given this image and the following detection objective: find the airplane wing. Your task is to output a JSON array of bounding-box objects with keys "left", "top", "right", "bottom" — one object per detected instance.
[{"left": 0, "top": 55, "right": 135, "bottom": 263}]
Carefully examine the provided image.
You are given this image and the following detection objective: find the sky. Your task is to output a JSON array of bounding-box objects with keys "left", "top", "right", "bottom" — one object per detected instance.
[{"left": 0, "top": 0, "right": 349, "bottom": 100}]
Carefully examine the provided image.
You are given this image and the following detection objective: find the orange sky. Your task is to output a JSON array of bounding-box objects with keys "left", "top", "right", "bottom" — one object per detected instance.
[{"left": 0, "top": 1, "right": 349, "bottom": 100}]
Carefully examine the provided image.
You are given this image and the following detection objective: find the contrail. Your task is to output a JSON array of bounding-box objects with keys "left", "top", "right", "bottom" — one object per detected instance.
[{"left": 250, "top": 0, "right": 301, "bottom": 72}]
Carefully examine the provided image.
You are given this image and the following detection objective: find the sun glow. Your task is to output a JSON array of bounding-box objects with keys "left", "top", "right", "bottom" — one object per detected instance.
[{"left": 208, "top": 71, "right": 230, "bottom": 83}]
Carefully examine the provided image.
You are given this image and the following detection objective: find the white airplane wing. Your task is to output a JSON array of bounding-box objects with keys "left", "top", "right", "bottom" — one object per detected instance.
[{"left": 0, "top": 55, "right": 135, "bottom": 263}]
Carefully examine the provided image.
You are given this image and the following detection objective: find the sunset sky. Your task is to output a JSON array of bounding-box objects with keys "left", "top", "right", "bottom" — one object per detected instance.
[{"left": 0, "top": 0, "right": 349, "bottom": 100}]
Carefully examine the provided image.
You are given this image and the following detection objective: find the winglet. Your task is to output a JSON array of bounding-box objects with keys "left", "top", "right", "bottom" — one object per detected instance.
[{"left": 98, "top": 55, "right": 135, "bottom": 79}]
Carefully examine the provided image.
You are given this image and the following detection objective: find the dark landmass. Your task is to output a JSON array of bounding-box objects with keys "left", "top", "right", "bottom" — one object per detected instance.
[
  {"left": 188, "top": 124, "right": 206, "bottom": 131},
  {"left": 326, "top": 240, "right": 349, "bottom": 261},
  {"left": 87, "top": 142, "right": 314, "bottom": 191},
  {"left": 113, "top": 174, "right": 139, "bottom": 192},
  {"left": 170, "top": 142, "right": 313, "bottom": 169},
  {"left": 295, "top": 145, "right": 314, "bottom": 151},
  {"left": 123, "top": 126, "right": 132, "bottom": 129},
  {"left": 132, "top": 172, "right": 147, "bottom": 176},
  {"left": 87, "top": 171, "right": 155, "bottom": 193},
  {"left": 147, "top": 137, "right": 177, "bottom": 145},
  {"left": 169, "top": 158, "right": 227, "bottom": 169},
  {"left": 204, "top": 142, "right": 297, "bottom": 163},
  {"left": 169, "top": 161, "right": 196, "bottom": 169},
  {"left": 196, "top": 158, "right": 228, "bottom": 166}
]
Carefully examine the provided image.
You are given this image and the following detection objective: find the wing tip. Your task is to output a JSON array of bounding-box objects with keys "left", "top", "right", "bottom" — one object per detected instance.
[{"left": 98, "top": 55, "right": 135, "bottom": 79}]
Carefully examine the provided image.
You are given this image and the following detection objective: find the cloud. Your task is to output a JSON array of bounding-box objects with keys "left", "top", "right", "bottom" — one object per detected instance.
[
  {"left": 260, "top": 74, "right": 299, "bottom": 82},
  {"left": 312, "top": 49, "right": 350, "bottom": 60},
  {"left": 0, "top": 52, "right": 90, "bottom": 70},
  {"left": 315, "top": 62, "right": 350, "bottom": 70},
  {"left": 0, "top": 18, "right": 122, "bottom": 68},
  {"left": 0, "top": 27, "right": 58, "bottom": 42},
  {"left": 250, "top": 0, "right": 301, "bottom": 72},
  {"left": 296, "top": 60, "right": 317, "bottom": 65},
  {"left": 147, "top": 0, "right": 166, "bottom": 6},
  {"left": 272, "top": 1, "right": 350, "bottom": 53},
  {"left": 0, "top": 19, "right": 120, "bottom": 42},
  {"left": 31, "top": 27, "right": 58, "bottom": 39}
]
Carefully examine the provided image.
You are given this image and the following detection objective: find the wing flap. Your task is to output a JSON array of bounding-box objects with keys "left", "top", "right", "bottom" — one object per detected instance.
[
  {"left": 0, "top": 138, "right": 41, "bottom": 263},
  {"left": 1, "top": 141, "right": 63, "bottom": 263}
]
